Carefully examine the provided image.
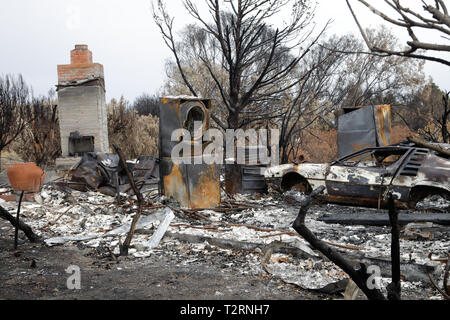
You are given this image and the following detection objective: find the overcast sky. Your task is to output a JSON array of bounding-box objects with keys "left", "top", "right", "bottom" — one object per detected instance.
[{"left": 1, "top": 0, "right": 449, "bottom": 102}]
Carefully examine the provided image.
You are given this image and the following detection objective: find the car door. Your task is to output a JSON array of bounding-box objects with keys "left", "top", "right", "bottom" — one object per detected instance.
[{"left": 325, "top": 149, "right": 387, "bottom": 204}]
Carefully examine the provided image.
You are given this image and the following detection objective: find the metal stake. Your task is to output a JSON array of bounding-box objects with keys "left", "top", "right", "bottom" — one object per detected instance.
[
  {"left": 115, "top": 171, "right": 121, "bottom": 204},
  {"left": 14, "top": 191, "right": 24, "bottom": 250}
]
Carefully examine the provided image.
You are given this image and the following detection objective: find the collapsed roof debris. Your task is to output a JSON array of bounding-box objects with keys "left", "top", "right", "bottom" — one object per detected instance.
[
  {"left": 69, "top": 152, "right": 159, "bottom": 199},
  {"left": 44, "top": 207, "right": 174, "bottom": 249}
]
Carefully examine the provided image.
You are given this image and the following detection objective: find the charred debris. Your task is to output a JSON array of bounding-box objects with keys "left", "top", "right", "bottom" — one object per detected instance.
[
  {"left": 0, "top": 74, "right": 449, "bottom": 300},
  {"left": 0, "top": 137, "right": 449, "bottom": 300}
]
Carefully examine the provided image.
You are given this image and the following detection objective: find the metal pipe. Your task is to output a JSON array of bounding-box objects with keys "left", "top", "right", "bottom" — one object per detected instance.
[
  {"left": 115, "top": 171, "right": 121, "bottom": 204},
  {"left": 14, "top": 191, "right": 24, "bottom": 250}
]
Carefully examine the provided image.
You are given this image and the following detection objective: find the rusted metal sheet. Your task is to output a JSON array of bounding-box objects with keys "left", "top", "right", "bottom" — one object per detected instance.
[
  {"left": 159, "top": 96, "right": 211, "bottom": 158},
  {"left": 186, "top": 162, "right": 221, "bottom": 209},
  {"left": 338, "top": 105, "right": 391, "bottom": 158},
  {"left": 374, "top": 105, "right": 391, "bottom": 148},
  {"left": 160, "top": 158, "right": 221, "bottom": 209},
  {"left": 320, "top": 213, "right": 450, "bottom": 226},
  {"left": 159, "top": 97, "right": 220, "bottom": 209}
]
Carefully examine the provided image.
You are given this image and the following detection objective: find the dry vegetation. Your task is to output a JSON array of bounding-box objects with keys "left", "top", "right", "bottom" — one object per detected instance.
[
  {"left": 12, "top": 94, "right": 61, "bottom": 168},
  {"left": 2, "top": 1, "right": 449, "bottom": 168},
  {"left": 289, "top": 124, "right": 412, "bottom": 164},
  {"left": 297, "top": 129, "right": 338, "bottom": 163},
  {"left": 107, "top": 97, "right": 159, "bottom": 160},
  {"left": 7, "top": 94, "right": 159, "bottom": 167}
]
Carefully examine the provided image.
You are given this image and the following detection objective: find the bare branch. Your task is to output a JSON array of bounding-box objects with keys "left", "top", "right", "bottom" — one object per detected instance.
[
  {"left": 292, "top": 186, "right": 387, "bottom": 300},
  {"left": 348, "top": 0, "right": 450, "bottom": 67},
  {"left": 152, "top": 0, "right": 198, "bottom": 96},
  {"left": 154, "top": 0, "right": 319, "bottom": 130}
]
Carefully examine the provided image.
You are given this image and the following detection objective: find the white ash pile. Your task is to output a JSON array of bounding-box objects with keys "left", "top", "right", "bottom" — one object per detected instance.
[
  {"left": 416, "top": 195, "right": 450, "bottom": 212},
  {"left": 0, "top": 184, "right": 448, "bottom": 300}
]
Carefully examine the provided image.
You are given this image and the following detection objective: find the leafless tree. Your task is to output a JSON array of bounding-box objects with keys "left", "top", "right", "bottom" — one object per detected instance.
[
  {"left": 390, "top": 78, "right": 449, "bottom": 143},
  {"left": 440, "top": 91, "right": 450, "bottom": 143},
  {"left": 0, "top": 74, "right": 30, "bottom": 169},
  {"left": 13, "top": 90, "right": 61, "bottom": 167},
  {"left": 346, "top": 1, "right": 450, "bottom": 145},
  {"left": 279, "top": 28, "right": 424, "bottom": 163},
  {"left": 418, "top": 90, "right": 450, "bottom": 143},
  {"left": 278, "top": 40, "right": 347, "bottom": 163},
  {"left": 322, "top": 28, "right": 425, "bottom": 110},
  {"left": 132, "top": 93, "right": 161, "bottom": 117},
  {"left": 153, "top": 0, "right": 327, "bottom": 130},
  {"left": 347, "top": 0, "right": 450, "bottom": 66}
]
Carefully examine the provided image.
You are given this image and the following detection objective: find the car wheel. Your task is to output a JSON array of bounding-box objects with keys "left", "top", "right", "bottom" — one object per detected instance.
[
  {"left": 281, "top": 172, "right": 312, "bottom": 194},
  {"left": 408, "top": 186, "right": 450, "bottom": 209}
]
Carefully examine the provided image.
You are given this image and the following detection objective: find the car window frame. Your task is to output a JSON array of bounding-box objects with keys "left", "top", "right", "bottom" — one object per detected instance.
[{"left": 330, "top": 147, "right": 411, "bottom": 169}]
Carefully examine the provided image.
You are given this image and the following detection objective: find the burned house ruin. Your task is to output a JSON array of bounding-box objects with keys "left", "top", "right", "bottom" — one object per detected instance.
[{"left": 55, "top": 45, "right": 109, "bottom": 168}]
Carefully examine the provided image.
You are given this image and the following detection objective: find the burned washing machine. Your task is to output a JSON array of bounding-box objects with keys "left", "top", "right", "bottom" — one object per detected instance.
[{"left": 159, "top": 97, "right": 221, "bottom": 209}]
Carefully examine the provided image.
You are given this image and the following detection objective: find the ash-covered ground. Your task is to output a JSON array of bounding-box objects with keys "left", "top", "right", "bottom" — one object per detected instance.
[{"left": 0, "top": 182, "right": 448, "bottom": 300}]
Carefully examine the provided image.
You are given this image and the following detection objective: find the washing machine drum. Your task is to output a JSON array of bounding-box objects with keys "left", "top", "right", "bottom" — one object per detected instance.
[{"left": 179, "top": 101, "right": 209, "bottom": 140}]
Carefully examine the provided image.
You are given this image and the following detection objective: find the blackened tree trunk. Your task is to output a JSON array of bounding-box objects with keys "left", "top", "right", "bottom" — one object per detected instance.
[{"left": 0, "top": 205, "right": 41, "bottom": 243}]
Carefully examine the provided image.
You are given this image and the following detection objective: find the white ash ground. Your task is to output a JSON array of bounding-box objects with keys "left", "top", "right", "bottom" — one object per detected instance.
[{"left": 1, "top": 186, "right": 448, "bottom": 300}]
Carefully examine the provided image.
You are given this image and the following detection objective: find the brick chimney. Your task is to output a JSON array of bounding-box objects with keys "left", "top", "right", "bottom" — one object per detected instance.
[
  {"left": 56, "top": 44, "right": 109, "bottom": 161},
  {"left": 70, "top": 44, "right": 93, "bottom": 64},
  {"left": 57, "top": 44, "right": 104, "bottom": 83}
]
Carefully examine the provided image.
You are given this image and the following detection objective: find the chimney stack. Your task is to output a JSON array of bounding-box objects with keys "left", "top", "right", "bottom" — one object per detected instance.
[
  {"left": 57, "top": 44, "right": 104, "bottom": 83},
  {"left": 70, "top": 44, "right": 93, "bottom": 65},
  {"left": 55, "top": 44, "right": 109, "bottom": 164}
]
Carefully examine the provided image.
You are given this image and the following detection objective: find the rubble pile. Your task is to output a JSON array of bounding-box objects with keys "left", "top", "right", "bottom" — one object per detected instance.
[{"left": 0, "top": 183, "right": 448, "bottom": 300}]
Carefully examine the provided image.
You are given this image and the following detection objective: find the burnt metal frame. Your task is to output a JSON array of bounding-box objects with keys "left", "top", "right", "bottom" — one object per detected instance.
[
  {"left": 322, "top": 146, "right": 417, "bottom": 206},
  {"left": 331, "top": 146, "right": 412, "bottom": 166}
]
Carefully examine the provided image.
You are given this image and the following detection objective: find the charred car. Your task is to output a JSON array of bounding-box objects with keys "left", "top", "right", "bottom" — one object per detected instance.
[{"left": 264, "top": 144, "right": 450, "bottom": 209}]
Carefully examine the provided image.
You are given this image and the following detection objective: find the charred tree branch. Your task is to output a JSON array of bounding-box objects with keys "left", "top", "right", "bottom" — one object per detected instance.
[
  {"left": 292, "top": 186, "right": 386, "bottom": 300},
  {"left": 428, "top": 272, "right": 450, "bottom": 300},
  {"left": 407, "top": 135, "right": 450, "bottom": 157},
  {"left": 445, "top": 253, "right": 450, "bottom": 296},
  {"left": 113, "top": 144, "right": 147, "bottom": 256},
  {"left": 0, "top": 204, "right": 41, "bottom": 243},
  {"left": 347, "top": 0, "right": 450, "bottom": 67}
]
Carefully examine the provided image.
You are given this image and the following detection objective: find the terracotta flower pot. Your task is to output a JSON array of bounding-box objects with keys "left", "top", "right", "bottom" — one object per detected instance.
[{"left": 6, "top": 163, "right": 46, "bottom": 193}]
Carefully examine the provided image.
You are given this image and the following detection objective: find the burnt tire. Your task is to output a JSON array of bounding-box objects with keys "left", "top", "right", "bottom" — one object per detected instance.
[
  {"left": 408, "top": 186, "right": 450, "bottom": 210},
  {"left": 280, "top": 173, "right": 312, "bottom": 194}
]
